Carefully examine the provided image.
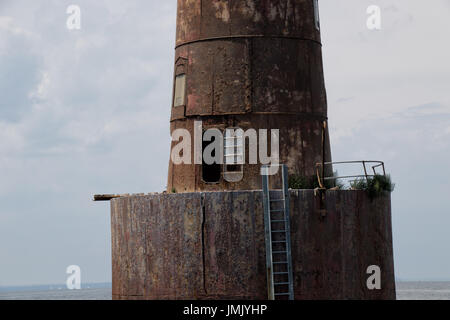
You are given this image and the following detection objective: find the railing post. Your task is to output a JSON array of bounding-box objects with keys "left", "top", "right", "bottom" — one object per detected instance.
[{"left": 362, "top": 161, "right": 368, "bottom": 181}]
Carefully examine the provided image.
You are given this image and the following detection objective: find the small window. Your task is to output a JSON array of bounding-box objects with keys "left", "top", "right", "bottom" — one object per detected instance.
[
  {"left": 313, "top": 0, "right": 320, "bottom": 31},
  {"left": 224, "top": 129, "right": 244, "bottom": 167},
  {"left": 174, "top": 74, "right": 186, "bottom": 107},
  {"left": 224, "top": 128, "right": 244, "bottom": 182}
]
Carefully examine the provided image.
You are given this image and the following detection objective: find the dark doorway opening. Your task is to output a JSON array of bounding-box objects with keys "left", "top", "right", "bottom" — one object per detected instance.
[{"left": 202, "top": 133, "right": 221, "bottom": 183}]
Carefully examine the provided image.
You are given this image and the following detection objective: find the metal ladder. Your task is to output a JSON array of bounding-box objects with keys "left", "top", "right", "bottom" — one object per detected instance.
[{"left": 261, "top": 164, "right": 294, "bottom": 300}]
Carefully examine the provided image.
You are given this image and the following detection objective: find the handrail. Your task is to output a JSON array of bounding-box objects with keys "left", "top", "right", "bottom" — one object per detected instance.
[{"left": 315, "top": 160, "right": 386, "bottom": 189}]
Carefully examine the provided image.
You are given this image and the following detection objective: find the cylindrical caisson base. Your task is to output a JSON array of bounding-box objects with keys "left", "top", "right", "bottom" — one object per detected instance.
[{"left": 110, "top": 190, "right": 395, "bottom": 300}]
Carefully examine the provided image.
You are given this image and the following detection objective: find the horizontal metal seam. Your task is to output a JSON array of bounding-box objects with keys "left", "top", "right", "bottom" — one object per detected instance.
[
  {"left": 171, "top": 113, "right": 328, "bottom": 122},
  {"left": 176, "top": 35, "right": 322, "bottom": 49}
]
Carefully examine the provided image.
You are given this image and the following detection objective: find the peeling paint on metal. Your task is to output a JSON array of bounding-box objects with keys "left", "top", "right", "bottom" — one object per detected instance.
[{"left": 111, "top": 190, "right": 396, "bottom": 300}]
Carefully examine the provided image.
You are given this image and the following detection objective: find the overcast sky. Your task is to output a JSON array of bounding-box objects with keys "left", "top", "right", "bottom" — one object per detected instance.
[{"left": 0, "top": 0, "right": 449, "bottom": 286}]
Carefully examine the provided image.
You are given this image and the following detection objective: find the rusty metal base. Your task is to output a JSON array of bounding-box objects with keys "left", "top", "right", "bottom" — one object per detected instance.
[{"left": 110, "top": 190, "right": 395, "bottom": 300}]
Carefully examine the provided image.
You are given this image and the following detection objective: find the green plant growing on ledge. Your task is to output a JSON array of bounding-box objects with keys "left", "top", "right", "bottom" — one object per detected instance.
[
  {"left": 350, "top": 174, "right": 395, "bottom": 199},
  {"left": 288, "top": 174, "right": 311, "bottom": 189},
  {"left": 289, "top": 172, "right": 344, "bottom": 190}
]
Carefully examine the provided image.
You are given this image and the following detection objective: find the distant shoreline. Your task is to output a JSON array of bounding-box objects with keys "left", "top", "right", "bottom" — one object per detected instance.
[
  {"left": 0, "top": 282, "right": 111, "bottom": 293},
  {"left": 1, "top": 282, "right": 450, "bottom": 300},
  {"left": 3, "top": 281, "right": 450, "bottom": 293}
]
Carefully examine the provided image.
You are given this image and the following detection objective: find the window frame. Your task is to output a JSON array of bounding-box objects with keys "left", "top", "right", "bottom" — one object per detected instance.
[
  {"left": 223, "top": 128, "right": 244, "bottom": 183},
  {"left": 313, "top": 0, "right": 320, "bottom": 31},
  {"left": 172, "top": 57, "right": 188, "bottom": 109},
  {"left": 174, "top": 73, "right": 186, "bottom": 107}
]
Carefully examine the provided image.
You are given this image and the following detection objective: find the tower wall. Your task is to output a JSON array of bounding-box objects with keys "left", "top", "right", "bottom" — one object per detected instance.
[
  {"left": 168, "top": 0, "right": 331, "bottom": 192},
  {"left": 110, "top": 190, "right": 396, "bottom": 300},
  {"left": 105, "top": 0, "right": 397, "bottom": 302}
]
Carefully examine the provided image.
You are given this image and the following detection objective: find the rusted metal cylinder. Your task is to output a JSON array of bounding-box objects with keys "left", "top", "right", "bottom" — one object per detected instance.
[
  {"left": 111, "top": 190, "right": 396, "bottom": 300},
  {"left": 167, "top": 0, "right": 331, "bottom": 192}
]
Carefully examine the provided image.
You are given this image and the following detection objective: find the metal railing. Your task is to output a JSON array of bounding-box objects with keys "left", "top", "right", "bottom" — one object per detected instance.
[{"left": 315, "top": 160, "right": 386, "bottom": 189}]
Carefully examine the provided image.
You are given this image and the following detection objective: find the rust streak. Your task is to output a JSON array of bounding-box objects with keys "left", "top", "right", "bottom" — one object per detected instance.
[{"left": 201, "top": 193, "right": 207, "bottom": 295}]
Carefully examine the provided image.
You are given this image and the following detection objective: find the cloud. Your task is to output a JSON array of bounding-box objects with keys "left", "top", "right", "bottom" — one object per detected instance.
[
  {"left": 0, "top": 0, "right": 176, "bottom": 286},
  {"left": 322, "top": 0, "right": 450, "bottom": 280},
  {"left": 0, "top": 17, "right": 41, "bottom": 122}
]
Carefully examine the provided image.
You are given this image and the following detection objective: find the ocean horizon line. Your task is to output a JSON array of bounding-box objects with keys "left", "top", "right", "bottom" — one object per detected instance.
[{"left": 0, "top": 282, "right": 112, "bottom": 293}]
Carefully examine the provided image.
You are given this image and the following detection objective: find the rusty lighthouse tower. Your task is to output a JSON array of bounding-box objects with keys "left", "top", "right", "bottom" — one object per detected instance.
[
  {"left": 101, "top": 0, "right": 396, "bottom": 300},
  {"left": 168, "top": 0, "right": 331, "bottom": 192}
]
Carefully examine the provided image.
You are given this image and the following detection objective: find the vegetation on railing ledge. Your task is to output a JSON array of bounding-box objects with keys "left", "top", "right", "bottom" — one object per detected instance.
[
  {"left": 289, "top": 173, "right": 395, "bottom": 200},
  {"left": 350, "top": 174, "right": 395, "bottom": 199}
]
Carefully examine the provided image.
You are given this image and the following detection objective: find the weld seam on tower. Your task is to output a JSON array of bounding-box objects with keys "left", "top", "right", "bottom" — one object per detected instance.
[
  {"left": 175, "top": 35, "right": 322, "bottom": 49},
  {"left": 171, "top": 112, "right": 328, "bottom": 121}
]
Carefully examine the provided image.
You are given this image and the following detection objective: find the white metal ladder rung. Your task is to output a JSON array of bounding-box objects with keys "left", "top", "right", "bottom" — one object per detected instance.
[{"left": 274, "top": 272, "right": 289, "bottom": 275}]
